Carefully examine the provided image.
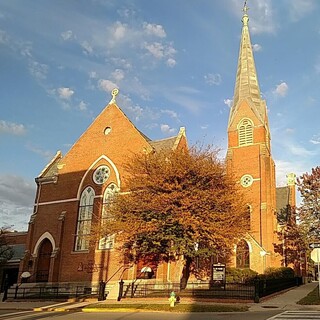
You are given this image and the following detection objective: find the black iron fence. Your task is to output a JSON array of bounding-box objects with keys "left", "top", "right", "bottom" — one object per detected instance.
[
  {"left": 5, "top": 284, "right": 98, "bottom": 300},
  {"left": 119, "top": 277, "right": 302, "bottom": 302},
  {"left": 3, "top": 277, "right": 302, "bottom": 303},
  {"left": 254, "top": 277, "right": 302, "bottom": 301},
  {"left": 121, "top": 281, "right": 254, "bottom": 300}
]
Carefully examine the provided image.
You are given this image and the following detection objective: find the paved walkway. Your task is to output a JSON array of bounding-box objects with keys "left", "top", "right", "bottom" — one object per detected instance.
[
  {"left": 0, "top": 282, "right": 319, "bottom": 312},
  {"left": 249, "top": 281, "right": 320, "bottom": 311}
]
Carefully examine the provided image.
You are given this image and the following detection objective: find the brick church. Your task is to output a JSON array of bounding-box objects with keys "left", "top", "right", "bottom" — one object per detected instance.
[{"left": 14, "top": 4, "right": 296, "bottom": 288}]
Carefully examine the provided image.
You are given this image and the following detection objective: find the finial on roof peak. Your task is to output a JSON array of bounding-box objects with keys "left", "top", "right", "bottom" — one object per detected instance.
[
  {"left": 242, "top": 0, "right": 249, "bottom": 26},
  {"left": 109, "top": 88, "right": 119, "bottom": 104},
  {"left": 286, "top": 173, "right": 296, "bottom": 186}
]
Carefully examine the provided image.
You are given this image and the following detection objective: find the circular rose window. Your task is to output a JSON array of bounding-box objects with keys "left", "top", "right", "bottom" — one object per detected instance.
[
  {"left": 93, "top": 166, "right": 110, "bottom": 184},
  {"left": 240, "top": 174, "right": 253, "bottom": 188}
]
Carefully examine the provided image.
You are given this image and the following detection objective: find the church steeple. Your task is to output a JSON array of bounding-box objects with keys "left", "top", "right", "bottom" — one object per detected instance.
[
  {"left": 228, "top": 1, "right": 265, "bottom": 127},
  {"left": 226, "top": 1, "right": 279, "bottom": 274}
]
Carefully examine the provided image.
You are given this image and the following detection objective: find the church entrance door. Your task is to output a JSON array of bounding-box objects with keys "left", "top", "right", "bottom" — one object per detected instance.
[{"left": 36, "top": 239, "right": 52, "bottom": 282}]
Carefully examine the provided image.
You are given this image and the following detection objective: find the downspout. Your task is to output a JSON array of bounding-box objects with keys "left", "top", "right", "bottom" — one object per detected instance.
[{"left": 259, "top": 152, "right": 262, "bottom": 246}]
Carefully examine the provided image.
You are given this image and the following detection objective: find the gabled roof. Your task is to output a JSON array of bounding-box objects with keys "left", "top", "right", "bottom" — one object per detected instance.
[
  {"left": 149, "top": 136, "right": 177, "bottom": 152},
  {"left": 36, "top": 90, "right": 187, "bottom": 179},
  {"left": 149, "top": 127, "right": 187, "bottom": 152},
  {"left": 37, "top": 151, "right": 62, "bottom": 179}
]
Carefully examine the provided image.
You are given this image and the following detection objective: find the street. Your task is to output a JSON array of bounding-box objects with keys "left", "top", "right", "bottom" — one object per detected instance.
[
  {"left": 0, "top": 309, "right": 281, "bottom": 320},
  {"left": 1, "top": 308, "right": 320, "bottom": 320}
]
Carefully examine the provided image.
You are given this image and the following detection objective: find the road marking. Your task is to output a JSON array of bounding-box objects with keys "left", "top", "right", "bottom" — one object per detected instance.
[{"left": 268, "top": 310, "right": 320, "bottom": 319}]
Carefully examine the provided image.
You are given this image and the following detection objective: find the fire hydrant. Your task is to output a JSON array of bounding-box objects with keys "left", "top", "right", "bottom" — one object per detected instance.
[{"left": 168, "top": 291, "right": 176, "bottom": 307}]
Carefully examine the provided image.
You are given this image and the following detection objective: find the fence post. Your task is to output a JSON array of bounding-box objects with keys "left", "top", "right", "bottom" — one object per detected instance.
[
  {"left": 98, "top": 281, "right": 106, "bottom": 301},
  {"left": 131, "top": 281, "right": 134, "bottom": 298},
  {"left": 14, "top": 285, "right": 19, "bottom": 299},
  {"left": 254, "top": 278, "right": 260, "bottom": 303},
  {"left": 2, "top": 276, "right": 9, "bottom": 302},
  {"left": 117, "top": 280, "right": 124, "bottom": 301}
]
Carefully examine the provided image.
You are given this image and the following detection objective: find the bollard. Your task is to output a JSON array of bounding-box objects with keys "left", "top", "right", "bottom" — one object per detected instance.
[{"left": 168, "top": 291, "right": 176, "bottom": 307}]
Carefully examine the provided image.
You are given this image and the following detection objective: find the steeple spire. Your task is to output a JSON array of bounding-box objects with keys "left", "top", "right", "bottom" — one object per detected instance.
[{"left": 228, "top": 1, "right": 265, "bottom": 126}]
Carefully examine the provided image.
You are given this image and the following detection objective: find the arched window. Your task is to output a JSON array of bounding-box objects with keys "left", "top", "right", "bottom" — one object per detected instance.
[
  {"left": 75, "top": 187, "right": 94, "bottom": 251},
  {"left": 99, "top": 183, "right": 118, "bottom": 250},
  {"left": 236, "top": 239, "right": 250, "bottom": 268},
  {"left": 238, "top": 118, "right": 253, "bottom": 146}
]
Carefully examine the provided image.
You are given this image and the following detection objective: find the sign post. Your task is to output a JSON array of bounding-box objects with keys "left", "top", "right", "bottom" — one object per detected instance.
[{"left": 311, "top": 247, "right": 320, "bottom": 297}]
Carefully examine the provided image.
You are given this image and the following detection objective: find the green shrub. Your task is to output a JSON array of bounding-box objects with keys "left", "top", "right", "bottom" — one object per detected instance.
[
  {"left": 226, "top": 267, "right": 294, "bottom": 283},
  {"left": 263, "top": 267, "right": 294, "bottom": 279},
  {"left": 226, "top": 267, "right": 258, "bottom": 283}
]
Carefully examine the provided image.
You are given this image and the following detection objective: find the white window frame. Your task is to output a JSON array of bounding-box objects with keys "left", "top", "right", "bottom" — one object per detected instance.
[{"left": 75, "top": 187, "right": 94, "bottom": 251}]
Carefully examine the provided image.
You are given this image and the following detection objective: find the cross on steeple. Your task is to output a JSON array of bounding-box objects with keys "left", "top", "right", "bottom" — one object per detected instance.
[
  {"left": 242, "top": 1, "right": 249, "bottom": 26},
  {"left": 243, "top": 1, "right": 249, "bottom": 15}
]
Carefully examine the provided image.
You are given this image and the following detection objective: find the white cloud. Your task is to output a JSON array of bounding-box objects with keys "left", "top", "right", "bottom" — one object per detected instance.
[
  {"left": 111, "top": 69, "right": 125, "bottom": 82},
  {"left": 166, "top": 58, "right": 176, "bottom": 68},
  {"left": 273, "top": 82, "right": 288, "bottom": 97},
  {"left": 161, "top": 109, "right": 179, "bottom": 119},
  {"left": 111, "top": 57, "right": 132, "bottom": 70},
  {"left": 224, "top": 99, "right": 233, "bottom": 108},
  {"left": 204, "top": 73, "right": 222, "bottom": 86},
  {"left": 310, "top": 135, "right": 320, "bottom": 145},
  {"left": 144, "top": 42, "right": 165, "bottom": 59},
  {"left": 252, "top": 43, "right": 262, "bottom": 52},
  {"left": 107, "top": 21, "right": 127, "bottom": 47},
  {"left": 229, "top": 0, "right": 276, "bottom": 34},
  {"left": 0, "top": 175, "right": 35, "bottom": 231},
  {"left": 143, "top": 23, "right": 166, "bottom": 38},
  {"left": 286, "top": 0, "right": 316, "bottom": 21},
  {"left": 0, "top": 29, "right": 8, "bottom": 43},
  {"left": 81, "top": 41, "right": 93, "bottom": 55},
  {"left": 78, "top": 101, "right": 88, "bottom": 111},
  {"left": 98, "top": 79, "right": 118, "bottom": 92},
  {"left": 315, "top": 57, "right": 320, "bottom": 73},
  {"left": 285, "top": 128, "right": 294, "bottom": 134},
  {"left": 58, "top": 87, "right": 74, "bottom": 100},
  {"left": 274, "top": 159, "right": 298, "bottom": 187},
  {"left": 143, "top": 41, "right": 177, "bottom": 64},
  {"left": 113, "top": 22, "right": 127, "bottom": 40},
  {"left": 26, "top": 143, "right": 54, "bottom": 160},
  {"left": 161, "top": 124, "right": 176, "bottom": 135},
  {"left": 89, "top": 71, "right": 98, "bottom": 79},
  {"left": 61, "top": 30, "right": 74, "bottom": 41},
  {"left": 0, "top": 120, "right": 26, "bottom": 136},
  {"left": 287, "top": 144, "right": 315, "bottom": 157},
  {"left": 28, "top": 61, "right": 48, "bottom": 80}
]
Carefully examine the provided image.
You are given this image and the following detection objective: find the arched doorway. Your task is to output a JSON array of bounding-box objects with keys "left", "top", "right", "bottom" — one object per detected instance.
[
  {"left": 236, "top": 240, "right": 250, "bottom": 268},
  {"left": 36, "top": 239, "right": 53, "bottom": 282}
]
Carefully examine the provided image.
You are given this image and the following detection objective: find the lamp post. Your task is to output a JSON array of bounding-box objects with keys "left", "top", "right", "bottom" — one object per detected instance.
[{"left": 282, "top": 226, "right": 287, "bottom": 267}]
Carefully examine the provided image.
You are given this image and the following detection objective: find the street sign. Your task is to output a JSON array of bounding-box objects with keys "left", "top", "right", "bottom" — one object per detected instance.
[
  {"left": 309, "top": 243, "right": 320, "bottom": 249},
  {"left": 311, "top": 248, "right": 320, "bottom": 298},
  {"left": 311, "top": 248, "right": 320, "bottom": 263}
]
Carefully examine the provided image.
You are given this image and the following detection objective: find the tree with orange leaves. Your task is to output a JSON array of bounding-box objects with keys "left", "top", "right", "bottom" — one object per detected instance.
[{"left": 102, "top": 145, "right": 249, "bottom": 281}]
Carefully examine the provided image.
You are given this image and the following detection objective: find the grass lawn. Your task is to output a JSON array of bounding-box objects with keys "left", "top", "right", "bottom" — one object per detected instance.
[
  {"left": 298, "top": 286, "right": 320, "bottom": 305},
  {"left": 83, "top": 303, "right": 249, "bottom": 312}
]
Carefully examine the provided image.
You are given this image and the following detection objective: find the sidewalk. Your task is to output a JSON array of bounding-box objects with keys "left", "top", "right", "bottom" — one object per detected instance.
[{"left": 249, "top": 281, "right": 320, "bottom": 311}]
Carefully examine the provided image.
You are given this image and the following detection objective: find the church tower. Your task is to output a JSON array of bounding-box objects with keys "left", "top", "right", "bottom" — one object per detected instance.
[{"left": 227, "top": 2, "right": 280, "bottom": 273}]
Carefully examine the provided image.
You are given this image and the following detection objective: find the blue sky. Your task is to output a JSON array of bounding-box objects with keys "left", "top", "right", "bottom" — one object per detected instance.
[{"left": 1, "top": 0, "right": 320, "bottom": 231}]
